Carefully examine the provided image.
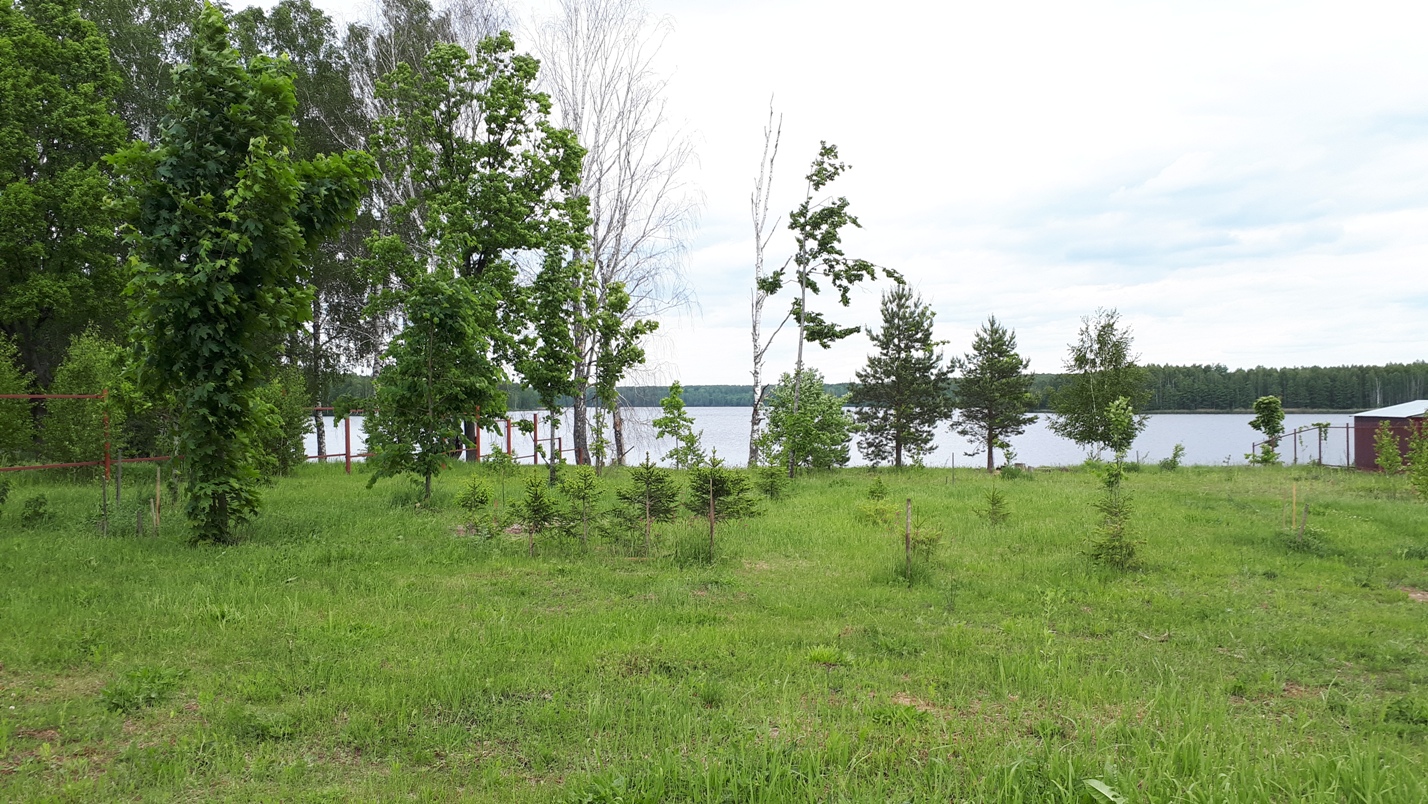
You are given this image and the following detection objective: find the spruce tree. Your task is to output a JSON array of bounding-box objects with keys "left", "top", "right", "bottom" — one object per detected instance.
[
  {"left": 851, "top": 286, "right": 954, "bottom": 468},
  {"left": 951, "top": 316, "right": 1037, "bottom": 473}
]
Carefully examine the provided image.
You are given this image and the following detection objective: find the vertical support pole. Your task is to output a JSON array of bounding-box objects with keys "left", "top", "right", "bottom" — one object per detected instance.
[
  {"left": 102, "top": 389, "right": 111, "bottom": 485},
  {"left": 475, "top": 421, "right": 482, "bottom": 462},
  {"left": 533, "top": 413, "right": 540, "bottom": 464},
  {"left": 116, "top": 448, "right": 122, "bottom": 505},
  {"left": 155, "top": 465, "right": 161, "bottom": 533},
  {"left": 505, "top": 418, "right": 512, "bottom": 455},
  {"left": 904, "top": 498, "right": 913, "bottom": 587},
  {"left": 1346, "top": 424, "right": 1351, "bottom": 468},
  {"left": 1293, "top": 433, "right": 1298, "bottom": 465},
  {"left": 344, "top": 415, "right": 352, "bottom": 475}
]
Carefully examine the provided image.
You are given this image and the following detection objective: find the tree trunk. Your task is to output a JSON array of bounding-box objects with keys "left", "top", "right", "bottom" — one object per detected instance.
[
  {"left": 313, "top": 409, "right": 327, "bottom": 461},
  {"left": 788, "top": 281, "right": 807, "bottom": 479},
  {"left": 464, "top": 419, "right": 477, "bottom": 462},
  {"left": 572, "top": 389, "right": 589, "bottom": 465},
  {"left": 749, "top": 375, "right": 763, "bottom": 467},
  {"left": 612, "top": 403, "right": 627, "bottom": 467},
  {"left": 987, "top": 430, "right": 996, "bottom": 473}
]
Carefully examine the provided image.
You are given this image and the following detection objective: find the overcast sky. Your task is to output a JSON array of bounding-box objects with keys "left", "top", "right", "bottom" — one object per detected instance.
[{"left": 288, "top": 0, "right": 1428, "bottom": 384}]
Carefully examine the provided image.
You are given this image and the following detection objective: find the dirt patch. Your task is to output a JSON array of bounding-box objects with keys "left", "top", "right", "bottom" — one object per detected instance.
[
  {"left": 1402, "top": 587, "right": 1428, "bottom": 603},
  {"left": 1282, "top": 682, "right": 1318, "bottom": 699},
  {"left": 15, "top": 728, "right": 59, "bottom": 742},
  {"left": 891, "top": 693, "right": 940, "bottom": 713}
]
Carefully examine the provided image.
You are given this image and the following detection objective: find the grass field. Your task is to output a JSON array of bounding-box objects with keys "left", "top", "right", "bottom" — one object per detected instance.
[{"left": 1, "top": 459, "right": 1426, "bottom": 802}]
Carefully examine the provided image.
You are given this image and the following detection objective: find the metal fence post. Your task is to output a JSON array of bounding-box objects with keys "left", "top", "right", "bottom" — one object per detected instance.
[{"left": 344, "top": 415, "right": 352, "bottom": 475}]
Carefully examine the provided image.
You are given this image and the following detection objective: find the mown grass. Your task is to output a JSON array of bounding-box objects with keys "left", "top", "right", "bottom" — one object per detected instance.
[{"left": 1, "top": 460, "right": 1426, "bottom": 802}]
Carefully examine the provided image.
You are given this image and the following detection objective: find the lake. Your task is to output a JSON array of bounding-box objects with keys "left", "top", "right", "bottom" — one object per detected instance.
[{"left": 304, "top": 409, "right": 1359, "bottom": 468}]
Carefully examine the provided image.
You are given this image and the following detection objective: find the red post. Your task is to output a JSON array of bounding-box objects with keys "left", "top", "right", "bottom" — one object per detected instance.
[
  {"left": 533, "top": 413, "right": 540, "bottom": 464},
  {"left": 505, "top": 418, "right": 512, "bottom": 454},
  {"left": 344, "top": 415, "right": 352, "bottom": 475},
  {"left": 475, "top": 421, "right": 482, "bottom": 461}
]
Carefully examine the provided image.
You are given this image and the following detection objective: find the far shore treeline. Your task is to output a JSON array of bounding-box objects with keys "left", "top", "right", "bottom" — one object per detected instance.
[{"left": 327, "top": 361, "right": 1428, "bottom": 413}]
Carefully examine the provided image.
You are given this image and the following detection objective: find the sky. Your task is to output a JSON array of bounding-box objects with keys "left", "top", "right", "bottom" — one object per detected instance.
[{"left": 281, "top": 0, "right": 1428, "bottom": 384}]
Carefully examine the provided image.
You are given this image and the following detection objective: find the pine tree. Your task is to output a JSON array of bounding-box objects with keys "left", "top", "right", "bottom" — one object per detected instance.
[
  {"left": 951, "top": 316, "right": 1037, "bottom": 473},
  {"left": 851, "top": 286, "right": 954, "bottom": 468}
]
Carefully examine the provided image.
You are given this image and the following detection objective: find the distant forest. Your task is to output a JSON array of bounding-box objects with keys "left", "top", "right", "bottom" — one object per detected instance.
[{"left": 330, "top": 362, "right": 1428, "bottom": 413}]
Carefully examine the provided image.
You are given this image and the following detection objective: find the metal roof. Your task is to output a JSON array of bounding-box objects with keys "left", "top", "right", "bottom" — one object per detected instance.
[{"left": 1355, "top": 400, "right": 1428, "bottom": 419}]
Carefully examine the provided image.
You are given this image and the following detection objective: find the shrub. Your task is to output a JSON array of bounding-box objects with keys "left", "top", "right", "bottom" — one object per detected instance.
[
  {"left": 0, "top": 477, "right": 9, "bottom": 513},
  {"left": 686, "top": 452, "right": 758, "bottom": 559},
  {"left": 753, "top": 464, "right": 789, "bottom": 500},
  {"left": 20, "top": 494, "right": 50, "bottom": 527},
  {"left": 1158, "top": 443, "right": 1186, "bottom": 471},
  {"left": 43, "top": 330, "right": 128, "bottom": 472},
  {"left": 614, "top": 456, "right": 680, "bottom": 555},
  {"left": 1407, "top": 421, "right": 1428, "bottom": 500},
  {"left": 867, "top": 475, "right": 887, "bottom": 500},
  {"left": 1374, "top": 420, "right": 1403, "bottom": 475},
  {"left": 1247, "top": 396, "right": 1284, "bottom": 465},
  {"left": 1089, "top": 398, "right": 1141, "bottom": 570}
]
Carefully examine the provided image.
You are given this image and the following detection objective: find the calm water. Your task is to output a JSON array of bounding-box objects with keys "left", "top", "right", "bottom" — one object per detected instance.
[{"left": 304, "top": 409, "right": 1358, "bottom": 468}]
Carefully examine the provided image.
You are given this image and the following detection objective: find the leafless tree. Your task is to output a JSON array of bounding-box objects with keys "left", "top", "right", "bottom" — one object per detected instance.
[
  {"left": 534, "top": 0, "right": 699, "bottom": 465},
  {"left": 748, "top": 102, "right": 793, "bottom": 467}
]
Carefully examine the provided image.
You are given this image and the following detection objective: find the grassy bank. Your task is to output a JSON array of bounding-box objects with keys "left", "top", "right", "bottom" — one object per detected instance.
[{"left": 2, "top": 461, "right": 1426, "bottom": 802}]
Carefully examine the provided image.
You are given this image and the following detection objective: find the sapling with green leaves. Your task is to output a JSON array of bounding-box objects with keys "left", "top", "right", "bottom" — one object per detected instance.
[
  {"left": 1158, "top": 443, "right": 1186, "bottom": 471},
  {"left": 615, "top": 454, "right": 680, "bottom": 555},
  {"left": 456, "top": 476, "right": 494, "bottom": 528},
  {"left": 653, "top": 381, "right": 705, "bottom": 469},
  {"left": 1247, "top": 396, "right": 1285, "bottom": 465},
  {"left": 1407, "top": 420, "right": 1428, "bottom": 500},
  {"left": 1375, "top": 420, "right": 1404, "bottom": 475},
  {"left": 559, "top": 465, "right": 599, "bottom": 547},
  {"left": 1090, "top": 397, "right": 1141, "bottom": 570},
  {"left": 485, "top": 448, "right": 517, "bottom": 509}
]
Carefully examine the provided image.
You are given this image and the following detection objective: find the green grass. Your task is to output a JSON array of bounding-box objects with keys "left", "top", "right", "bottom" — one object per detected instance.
[{"left": 2, "top": 461, "right": 1427, "bottom": 802}]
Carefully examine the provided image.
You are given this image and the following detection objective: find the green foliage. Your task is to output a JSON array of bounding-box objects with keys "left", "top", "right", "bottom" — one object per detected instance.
[
  {"left": 456, "top": 476, "right": 493, "bottom": 516},
  {"left": 1374, "top": 420, "right": 1404, "bottom": 475},
  {"left": 0, "top": 0, "right": 128, "bottom": 386},
  {"left": 1408, "top": 422, "right": 1428, "bottom": 500},
  {"left": 110, "top": 4, "right": 373, "bottom": 542},
  {"left": 101, "top": 667, "right": 182, "bottom": 713},
  {"left": 685, "top": 453, "right": 758, "bottom": 526},
  {"left": 758, "top": 369, "right": 855, "bottom": 471},
  {"left": 1049, "top": 309, "right": 1150, "bottom": 454},
  {"left": 951, "top": 316, "right": 1037, "bottom": 473},
  {"left": 41, "top": 330, "right": 127, "bottom": 471},
  {"left": 483, "top": 447, "right": 517, "bottom": 507},
  {"left": 20, "top": 494, "right": 50, "bottom": 527},
  {"left": 614, "top": 455, "right": 680, "bottom": 554},
  {"left": 980, "top": 486, "right": 1010, "bottom": 526},
  {"left": 867, "top": 475, "right": 887, "bottom": 501},
  {"left": 516, "top": 474, "right": 562, "bottom": 550},
  {"left": 559, "top": 465, "right": 599, "bottom": 546},
  {"left": 1089, "top": 398, "right": 1141, "bottom": 570},
  {"left": 358, "top": 270, "right": 499, "bottom": 499},
  {"left": 753, "top": 464, "right": 790, "bottom": 500},
  {"left": 653, "top": 381, "right": 705, "bottom": 469},
  {"left": 251, "top": 368, "right": 312, "bottom": 478},
  {"left": 851, "top": 286, "right": 954, "bottom": 468},
  {"left": 1159, "top": 443, "right": 1186, "bottom": 471},
  {"left": 0, "top": 477, "right": 10, "bottom": 511},
  {"left": 0, "top": 333, "right": 34, "bottom": 462},
  {"left": 1247, "top": 396, "right": 1285, "bottom": 465}
]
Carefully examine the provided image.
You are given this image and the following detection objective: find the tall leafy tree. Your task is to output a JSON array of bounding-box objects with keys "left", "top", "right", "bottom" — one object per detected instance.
[
  {"left": 951, "top": 316, "right": 1038, "bottom": 473},
  {"left": 1, "top": 0, "right": 128, "bottom": 386},
  {"left": 231, "top": 0, "right": 379, "bottom": 458},
  {"left": 111, "top": 3, "right": 375, "bottom": 543},
  {"left": 78, "top": 0, "right": 200, "bottom": 142},
  {"left": 361, "top": 31, "right": 588, "bottom": 488},
  {"left": 0, "top": 333, "right": 34, "bottom": 463},
  {"left": 1048, "top": 308, "right": 1151, "bottom": 455},
  {"left": 851, "top": 286, "right": 954, "bottom": 468}
]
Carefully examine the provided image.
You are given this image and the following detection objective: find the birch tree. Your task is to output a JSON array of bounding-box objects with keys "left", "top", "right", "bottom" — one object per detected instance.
[{"left": 534, "top": 0, "right": 697, "bottom": 466}]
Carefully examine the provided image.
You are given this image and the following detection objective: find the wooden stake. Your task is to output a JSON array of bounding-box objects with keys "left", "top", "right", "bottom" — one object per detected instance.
[
  {"left": 904, "top": 498, "right": 913, "bottom": 587},
  {"left": 1292, "top": 483, "right": 1297, "bottom": 531}
]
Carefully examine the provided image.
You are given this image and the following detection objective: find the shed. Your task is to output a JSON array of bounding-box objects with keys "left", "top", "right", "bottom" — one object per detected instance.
[{"left": 1353, "top": 400, "right": 1428, "bottom": 470}]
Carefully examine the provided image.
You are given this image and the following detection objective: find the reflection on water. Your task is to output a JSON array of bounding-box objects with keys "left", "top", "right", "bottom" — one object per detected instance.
[{"left": 305, "top": 409, "right": 1358, "bottom": 468}]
